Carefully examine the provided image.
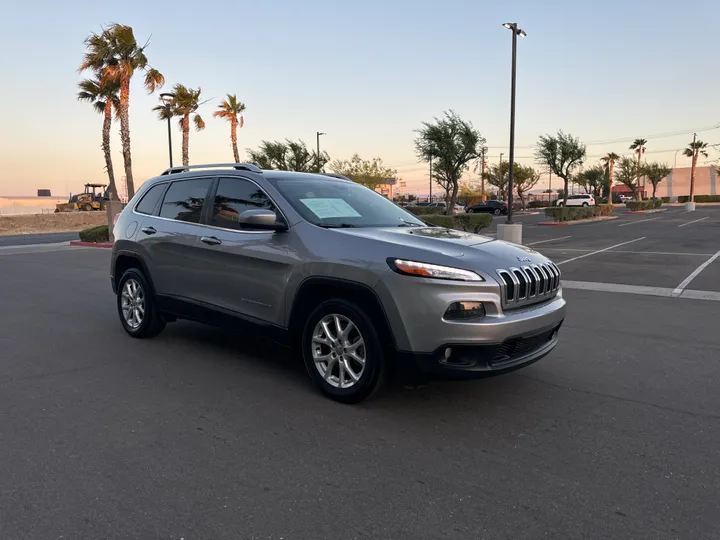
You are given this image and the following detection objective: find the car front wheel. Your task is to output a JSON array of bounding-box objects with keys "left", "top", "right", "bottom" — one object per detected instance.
[
  {"left": 117, "top": 268, "right": 166, "bottom": 339},
  {"left": 582, "top": 202, "right": 589, "bottom": 207},
  {"left": 467, "top": 208, "right": 474, "bottom": 213},
  {"left": 494, "top": 208, "right": 501, "bottom": 215},
  {"left": 302, "top": 299, "right": 385, "bottom": 403}
]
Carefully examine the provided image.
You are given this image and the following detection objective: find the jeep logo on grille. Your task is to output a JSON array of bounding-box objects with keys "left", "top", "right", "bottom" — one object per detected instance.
[{"left": 517, "top": 256, "right": 531, "bottom": 262}]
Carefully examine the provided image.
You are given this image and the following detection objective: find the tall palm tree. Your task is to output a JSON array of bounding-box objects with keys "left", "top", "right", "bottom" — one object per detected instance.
[
  {"left": 213, "top": 94, "right": 246, "bottom": 163},
  {"left": 601, "top": 152, "right": 620, "bottom": 201},
  {"left": 683, "top": 137, "right": 709, "bottom": 203},
  {"left": 629, "top": 138, "right": 647, "bottom": 199},
  {"left": 164, "top": 84, "right": 206, "bottom": 166},
  {"left": 79, "top": 23, "right": 164, "bottom": 199},
  {"left": 77, "top": 75, "right": 121, "bottom": 201}
]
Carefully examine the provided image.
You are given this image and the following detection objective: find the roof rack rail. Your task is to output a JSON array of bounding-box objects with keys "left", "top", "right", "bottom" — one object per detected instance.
[
  {"left": 322, "top": 172, "right": 352, "bottom": 181},
  {"left": 160, "top": 163, "right": 263, "bottom": 176}
]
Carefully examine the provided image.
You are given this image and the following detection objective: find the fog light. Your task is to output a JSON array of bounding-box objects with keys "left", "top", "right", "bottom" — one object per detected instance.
[
  {"left": 444, "top": 347, "right": 452, "bottom": 360},
  {"left": 444, "top": 301, "right": 486, "bottom": 320}
]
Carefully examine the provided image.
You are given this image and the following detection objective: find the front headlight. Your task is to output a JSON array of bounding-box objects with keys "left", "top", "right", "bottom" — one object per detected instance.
[{"left": 389, "top": 259, "right": 484, "bottom": 282}]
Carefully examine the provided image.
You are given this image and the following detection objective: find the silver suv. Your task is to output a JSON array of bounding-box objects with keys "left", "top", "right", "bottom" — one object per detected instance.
[{"left": 111, "top": 164, "right": 566, "bottom": 403}]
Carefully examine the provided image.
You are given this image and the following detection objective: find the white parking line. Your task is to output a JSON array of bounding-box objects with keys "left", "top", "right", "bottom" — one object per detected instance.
[
  {"left": 555, "top": 237, "right": 646, "bottom": 265},
  {"left": 678, "top": 217, "right": 709, "bottom": 228},
  {"left": 672, "top": 249, "right": 720, "bottom": 296},
  {"left": 617, "top": 217, "right": 662, "bottom": 227},
  {"left": 562, "top": 280, "right": 720, "bottom": 302},
  {"left": 541, "top": 248, "right": 713, "bottom": 256},
  {"left": 526, "top": 235, "right": 572, "bottom": 246}
]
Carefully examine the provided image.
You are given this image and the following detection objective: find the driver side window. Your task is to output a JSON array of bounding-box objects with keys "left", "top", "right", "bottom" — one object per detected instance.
[{"left": 211, "top": 177, "right": 277, "bottom": 231}]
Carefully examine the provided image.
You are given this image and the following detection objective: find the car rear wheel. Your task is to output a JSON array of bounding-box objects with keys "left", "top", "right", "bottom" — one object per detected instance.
[
  {"left": 493, "top": 208, "right": 501, "bottom": 215},
  {"left": 117, "top": 268, "right": 165, "bottom": 339},
  {"left": 302, "top": 299, "right": 385, "bottom": 403}
]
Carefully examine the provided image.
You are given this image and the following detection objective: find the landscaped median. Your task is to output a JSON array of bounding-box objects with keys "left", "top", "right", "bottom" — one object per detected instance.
[
  {"left": 406, "top": 207, "right": 493, "bottom": 233},
  {"left": 624, "top": 199, "right": 664, "bottom": 214},
  {"left": 540, "top": 204, "right": 616, "bottom": 226},
  {"left": 70, "top": 225, "right": 113, "bottom": 248}
]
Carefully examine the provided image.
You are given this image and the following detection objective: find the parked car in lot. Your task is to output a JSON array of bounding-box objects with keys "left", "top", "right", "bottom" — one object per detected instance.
[
  {"left": 427, "top": 201, "right": 465, "bottom": 214},
  {"left": 465, "top": 200, "right": 508, "bottom": 215},
  {"left": 557, "top": 194, "right": 595, "bottom": 207},
  {"left": 111, "top": 164, "right": 566, "bottom": 403}
]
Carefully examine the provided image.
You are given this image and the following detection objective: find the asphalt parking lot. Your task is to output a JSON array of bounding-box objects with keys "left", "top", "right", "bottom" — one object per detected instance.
[{"left": 1, "top": 208, "right": 719, "bottom": 540}]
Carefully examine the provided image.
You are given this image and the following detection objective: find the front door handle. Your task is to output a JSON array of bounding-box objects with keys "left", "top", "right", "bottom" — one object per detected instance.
[
  {"left": 201, "top": 236, "right": 222, "bottom": 246},
  {"left": 141, "top": 226, "right": 157, "bottom": 235}
]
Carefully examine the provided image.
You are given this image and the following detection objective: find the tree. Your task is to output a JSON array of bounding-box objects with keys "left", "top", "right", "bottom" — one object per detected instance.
[
  {"left": 79, "top": 23, "right": 164, "bottom": 198},
  {"left": 683, "top": 138, "right": 709, "bottom": 202},
  {"left": 601, "top": 152, "right": 620, "bottom": 200},
  {"left": 77, "top": 75, "right": 121, "bottom": 201},
  {"left": 482, "top": 162, "right": 509, "bottom": 200},
  {"left": 575, "top": 165, "right": 607, "bottom": 202},
  {"left": 415, "top": 111, "right": 485, "bottom": 215},
  {"left": 329, "top": 155, "right": 398, "bottom": 191},
  {"left": 614, "top": 157, "right": 640, "bottom": 200},
  {"left": 534, "top": 131, "right": 586, "bottom": 207},
  {"left": 629, "top": 138, "right": 647, "bottom": 199},
  {"left": 213, "top": 94, "right": 246, "bottom": 163},
  {"left": 514, "top": 165, "right": 540, "bottom": 210},
  {"left": 643, "top": 162, "right": 672, "bottom": 200},
  {"left": 154, "top": 84, "right": 206, "bottom": 166},
  {"left": 247, "top": 139, "right": 329, "bottom": 172}
]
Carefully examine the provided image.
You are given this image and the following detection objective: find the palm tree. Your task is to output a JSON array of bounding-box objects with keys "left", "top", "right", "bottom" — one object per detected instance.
[
  {"left": 163, "top": 84, "right": 206, "bottom": 166},
  {"left": 683, "top": 137, "right": 709, "bottom": 203},
  {"left": 644, "top": 162, "right": 672, "bottom": 201},
  {"left": 629, "top": 138, "right": 647, "bottom": 199},
  {"left": 213, "top": 95, "right": 246, "bottom": 163},
  {"left": 601, "top": 152, "right": 620, "bottom": 202},
  {"left": 77, "top": 75, "right": 121, "bottom": 201},
  {"left": 79, "top": 24, "right": 164, "bottom": 199}
]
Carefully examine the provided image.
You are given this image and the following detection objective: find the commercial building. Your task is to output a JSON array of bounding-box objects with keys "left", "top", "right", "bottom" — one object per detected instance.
[{"left": 612, "top": 166, "right": 717, "bottom": 198}]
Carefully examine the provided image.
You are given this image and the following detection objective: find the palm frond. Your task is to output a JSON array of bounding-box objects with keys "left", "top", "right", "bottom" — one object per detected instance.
[
  {"left": 144, "top": 68, "right": 164, "bottom": 93},
  {"left": 682, "top": 148, "right": 694, "bottom": 157},
  {"left": 194, "top": 114, "right": 206, "bottom": 131}
]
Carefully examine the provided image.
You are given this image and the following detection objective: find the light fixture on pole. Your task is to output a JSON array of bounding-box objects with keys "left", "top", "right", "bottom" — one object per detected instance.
[
  {"left": 316, "top": 132, "right": 326, "bottom": 172},
  {"left": 502, "top": 22, "right": 526, "bottom": 225},
  {"left": 160, "top": 92, "right": 176, "bottom": 168}
]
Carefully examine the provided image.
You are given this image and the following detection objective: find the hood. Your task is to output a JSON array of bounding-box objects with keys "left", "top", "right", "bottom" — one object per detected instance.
[{"left": 336, "top": 227, "right": 548, "bottom": 267}]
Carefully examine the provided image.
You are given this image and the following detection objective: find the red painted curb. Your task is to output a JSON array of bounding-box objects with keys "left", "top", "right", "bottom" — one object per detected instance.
[
  {"left": 69, "top": 241, "right": 113, "bottom": 248},
  {"left": 538, "top": 222, "right": 569, "bottom": 226}
]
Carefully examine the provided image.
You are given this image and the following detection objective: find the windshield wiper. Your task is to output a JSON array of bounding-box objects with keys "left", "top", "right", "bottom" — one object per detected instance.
[
  {"left": 318, "top": 223, "right": 356, "bottom": 228},
  {"left": 397, "top": 220, "right": 423, "bottom": 227}
]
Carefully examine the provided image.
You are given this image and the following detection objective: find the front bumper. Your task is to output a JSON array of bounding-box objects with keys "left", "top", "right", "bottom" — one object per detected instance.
[{"left": 394, "top": 320, "right": 563, "bottom": 381}]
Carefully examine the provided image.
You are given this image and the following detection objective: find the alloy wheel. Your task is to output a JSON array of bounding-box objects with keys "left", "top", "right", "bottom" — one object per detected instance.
[
  {"left": 121, "top": 279, "right": 145, "bottom": 329},
  {"left": 311, "top": 314, "right": 366, "bottom": 389}
]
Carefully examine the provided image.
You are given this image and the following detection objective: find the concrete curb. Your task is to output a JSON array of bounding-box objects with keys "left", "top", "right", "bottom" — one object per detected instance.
[
  {"left": 624, "top": 208, "right": 667, "bottom": 215},
  {"left": 69, "top": 241, "right": 113, "bottom": 249},
  {"left": 538, "top": 216, "right": 618, "bottom": 227}
]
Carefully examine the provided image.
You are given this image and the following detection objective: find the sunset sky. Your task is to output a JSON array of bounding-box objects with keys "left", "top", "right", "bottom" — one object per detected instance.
[{"left": 1, "top": 0, "right": 718, "bottom": 197}]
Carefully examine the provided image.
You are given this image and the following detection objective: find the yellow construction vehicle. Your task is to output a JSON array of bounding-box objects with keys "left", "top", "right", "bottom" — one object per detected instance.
[{"left": 55, "top": 184, "right": 109, "bottom": 212}]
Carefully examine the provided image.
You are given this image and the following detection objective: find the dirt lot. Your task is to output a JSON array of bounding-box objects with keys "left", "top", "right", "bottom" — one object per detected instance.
[{"left": 0, "top": 212, "right": 107, "bottom": 236}]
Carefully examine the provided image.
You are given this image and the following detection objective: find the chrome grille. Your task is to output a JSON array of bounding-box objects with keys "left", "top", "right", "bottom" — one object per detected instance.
[{"left": 496, "top": 261, "right": 561, "bottom": 309}]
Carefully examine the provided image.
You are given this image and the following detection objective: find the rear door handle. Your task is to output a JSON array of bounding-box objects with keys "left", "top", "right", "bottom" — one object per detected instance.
[
  {"left": 141, "top": 226, "right": 156, "bottom": 235},
  {"left": 201, "top": 236, "right": 222, "bottom": 245}
]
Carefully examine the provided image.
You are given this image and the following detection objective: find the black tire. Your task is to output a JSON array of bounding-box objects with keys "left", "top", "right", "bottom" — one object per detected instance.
[
  {"left": 582, "top": 202, "right": 588, "bottom": 207},
  {"left": 83, "top": 203, "right": 93, "bottom": 211},
  {"left": 116, "top": 268, "right": 165, "bottom": 339},
  {"left": 493, "top": 208, "right": 501, "bottom": 216},
  {"left": 302, "top": 299, "right": 385, "bottom": 404},
  {"left": 467, "top": 208, "right": 474, "bottom": 213}
]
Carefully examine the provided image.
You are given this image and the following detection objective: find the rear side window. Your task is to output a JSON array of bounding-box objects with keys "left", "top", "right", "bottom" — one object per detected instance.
[
  {"left": 159, "top": 178, "right": 211, "bottom": 223},
  {"left": 135, "top": 183, "right": 166, "bottom": 215},
  {"left": 210, "top": 177, "right": 276, "bottom": 230}
]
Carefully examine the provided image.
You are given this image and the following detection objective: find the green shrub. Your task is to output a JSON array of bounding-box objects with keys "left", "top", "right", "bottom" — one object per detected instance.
[
  {"left": 626, "top": 199, "right": 662, "bottom": 211},
  {"left": 690, "top": 195, "right": 720, "bottom": 203},
  {"left": 422, "top": 214, "right": 455, "bottom": 228},
  {"left": 406, "top": 206, "right": 436, "bottom": 216},
  {"left": 544, "top": 206, "right": 601, "bottom": 222},
  {"left": 79, "top": 225, "right": 109, "bottom": 243},
  {"left": 453, "top": 212, "right": 493, "bottom": 233},
  {"left": 651, "top": 198, "right": 663, "bottom": 208},
  {"left": 598, "top": 204, "right": 614, "bottom": 216},
  {"left": 528, "top": 200, "right": 549, "bottom": 208}
]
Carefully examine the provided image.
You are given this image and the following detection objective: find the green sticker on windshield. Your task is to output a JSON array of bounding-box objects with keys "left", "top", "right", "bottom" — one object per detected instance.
[{"left": 300, "top": 198, "right": 361, "bottom": 219}]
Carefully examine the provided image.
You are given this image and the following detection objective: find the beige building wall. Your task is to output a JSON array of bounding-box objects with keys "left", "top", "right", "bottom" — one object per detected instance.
[{"left": 650, "top": 166, "right": 717, "bottom": 198}]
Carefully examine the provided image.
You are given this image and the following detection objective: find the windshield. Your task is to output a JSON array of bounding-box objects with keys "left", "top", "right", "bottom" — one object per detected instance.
[{"left": 268, "top": 176, "right": 426, "bottom": 228}]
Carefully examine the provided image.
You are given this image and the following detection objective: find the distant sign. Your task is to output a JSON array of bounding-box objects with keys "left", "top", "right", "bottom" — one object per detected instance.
[{"left": 37, "top": 189, "right": 52, "bottom": 197}]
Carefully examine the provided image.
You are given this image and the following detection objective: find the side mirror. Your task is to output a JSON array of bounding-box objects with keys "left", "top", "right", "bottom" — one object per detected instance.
[{"left": 239, "top": 209, "right": 287, "bottom": 231}]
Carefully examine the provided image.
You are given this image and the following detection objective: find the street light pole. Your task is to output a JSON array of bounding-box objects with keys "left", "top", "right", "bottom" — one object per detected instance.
[
  {"left": 160, "top": 93, "right": 175, "bottom": 168},
  {"left": 316, "top": 132, "right": 326, "bottom": 172},
  {"left": 429, "top": 156, "right": 433, "bottom": 202},
  {"left": 503, "top": 22, "right": 526, "bottom": 224}
]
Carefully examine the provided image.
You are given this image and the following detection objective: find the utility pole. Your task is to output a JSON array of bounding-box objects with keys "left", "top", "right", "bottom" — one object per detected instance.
[
  {"left": 429, "top": 156, "right": 433, "bottom": 202},
  {"left": 316, "top": 132, "right": 326, "bottom": 172},
  {"left": 480, "top": 147, "right": 487, "bottom": 201},
  {"left": 548, "top": 168, "right": 552, "bottom": 204}
]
